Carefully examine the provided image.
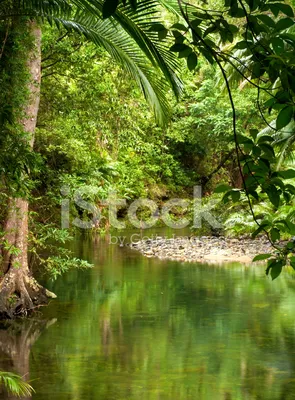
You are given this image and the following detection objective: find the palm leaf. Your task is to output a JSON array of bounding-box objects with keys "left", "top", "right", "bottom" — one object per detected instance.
[
  {"left": 6, "top": 0, "right": 183, "bottom": 125},
  {"left": 257, "top": 119, "right": 295, "bottom": 169},
  {"left": 50, "top": 14, "right": 173, "bottom": 125},
  {"left": 0, "top": 371, "right": 34, "bottom": 397}
]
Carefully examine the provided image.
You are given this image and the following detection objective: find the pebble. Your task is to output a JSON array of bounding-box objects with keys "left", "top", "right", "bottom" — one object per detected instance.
[{"left": 130, "top": 236, "right": 274, "bottom": 263}]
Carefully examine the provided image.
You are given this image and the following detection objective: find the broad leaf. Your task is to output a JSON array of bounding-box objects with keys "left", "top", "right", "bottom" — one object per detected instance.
[
  {"left": 215, "top": 184, "right": 232, "bottom": 193},
  {"left": 278, "top": 169, "right": 295, "bottom": 179},
  {"left": 252, "top": 253, "right": 272, "bottom": 261},
  {"left": 276, "top": 106, "right": 293, "bottom": 130},
  {"left": 187, "top": 52, "right": 198, "bottom": 70}
]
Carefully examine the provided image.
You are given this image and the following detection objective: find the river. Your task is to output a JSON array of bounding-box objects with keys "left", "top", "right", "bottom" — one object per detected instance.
[{"left": 1, "top": 230, "right": 295, "bottom": 399}]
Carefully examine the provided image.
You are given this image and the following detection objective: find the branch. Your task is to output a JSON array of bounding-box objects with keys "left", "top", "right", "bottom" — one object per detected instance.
[
  {"left": 198, "top": 150, "right": 235, "bottom": 187},
  {"left": 0, "top": 22, "right": 9, "bottom": 61}
]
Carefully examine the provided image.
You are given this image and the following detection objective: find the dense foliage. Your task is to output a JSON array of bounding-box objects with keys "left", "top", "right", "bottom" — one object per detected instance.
[{"left": 2, "top": 0, "right": 295, "bottom": 285}]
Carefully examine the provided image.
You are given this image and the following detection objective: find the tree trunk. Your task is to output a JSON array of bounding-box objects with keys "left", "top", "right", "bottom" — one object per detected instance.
[{"left": 0, "top": 20, "right": 56, "bottom": 319}]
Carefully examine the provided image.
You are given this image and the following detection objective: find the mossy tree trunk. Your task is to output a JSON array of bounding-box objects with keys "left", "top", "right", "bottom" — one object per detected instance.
[{"left": 0, "top": 20, "right": 55, "bottom": 318}]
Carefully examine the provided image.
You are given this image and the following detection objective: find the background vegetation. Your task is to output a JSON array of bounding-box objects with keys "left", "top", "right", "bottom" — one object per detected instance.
[{"left": 2, "top": 0, "right": 295, "bottom": 284}]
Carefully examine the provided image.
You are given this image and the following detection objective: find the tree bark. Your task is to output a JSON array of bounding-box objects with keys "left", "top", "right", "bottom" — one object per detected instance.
[{"left": 0, "top": 20, "right": 56, "bottom": 319}]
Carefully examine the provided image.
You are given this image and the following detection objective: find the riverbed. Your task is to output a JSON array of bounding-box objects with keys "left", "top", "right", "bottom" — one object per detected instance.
[
  {"left": 1, "top": 230, "right": 295, "bottom": 400},
  {"left": 130, "top": 235, "right": 273, "bottom": 263}
]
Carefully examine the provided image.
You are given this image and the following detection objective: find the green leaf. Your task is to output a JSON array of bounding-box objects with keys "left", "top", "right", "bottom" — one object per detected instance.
[
  {"left": 278, "top": 169, "right": 295, "bottom": 179},
  {"left": 248, "top": 189, "right": 259, "bottom": 200},
  {"left": 252, "top": 222, "right": 269, "bottom": 238},
  {"left": 229, "top": 24, "right": 239, "bottom": 33},
  {"left": 102, "top": 0, "right": 119, "bottom": 19},
  {"left": 270, "top": 177, "right": 285, "bottom": 190},
  {"left": 275, "top": 90, "right": 291, "bottom": 103},
  {"left": 264, "top": 98, "right": 276, "bottom": 108},
  {"left": 199, "top": 47, "right": 214, "bottom": 64},
  {"left": 256, "top": 14, "right": 276, "bottom": 28},
  {"left": 280, "top": 69, "right": 289, "bottom": 90},
  {"left": 215, "top": 183, "right": 232, "bottom": 193},
  {"left": 172, "top": 30, "right": 184, "bottom": 40},
  {"left": 252, "top": 145, "right": 261, "bottom": 157},
  {"left": 276, "top": 106, "right": 294, "bottom": 130},
  {"left": 230, "top": 7, "right": 245, "bottom": 17},
  {"left": 170, "top": 43, "right": 188, "bottom": 52},
  {"left": 276, "top": 3, "right": 294, "bottom": 17},
  {"left": 187, "top": 52, "right": 198, "bottom": 70},
  {"left": 288, "top": 73, "right": 295, "bottom": 94},
  {"left": 231, "top": 190, "right": 240, "bottom": 202},
  {"left": 171, "top": 23, "right": 187, "bottom": 31},
  {"left": 276, "top": 18, "right": 294, "bottom": 31},
  {"left": 259, "top": 158, "right": 271, "bottom": 171},
  {"left": 235, "top": 40, "right": 251, "bottom": 49},
  {"left": 250, "top": 129, "right": 258, "bottom": 140},
  {"left": 285, "top": 183, "right": 295, "bottom": 194},
  {"left": 236, "top": 134, "right": 254, "bottom": 145},
  {"left": 270, "top": 227, "right": 280, "bottom": 242},
  {"left": 0, "top": 372, "right": 34, "bottom": 397},
  {"left": 290, "top": 256, "right": 295, "bottom": 269},
  {"left": 257, "top": 135, "right": 274, "bottom": 144},
  {"left": 204, "top": 25, "right": 217, "bottom": 37},
  {"left": 259, "top": 143, "right": 275, "bottom": 159},
  {"left": 269, "top": 3, "right": 280, "bottom": 17},
  {"left": 158, "top": 29, "right": 168, "bottom": 40},
  {"left": 178, "top": 47, "right": 192, "bottom": 58},
  {"left": 221, "top": 192, "right": 230, "bottom": 204},
  {"left": 192, "top": 11, "right": 211, "bottom": 20},
  {"left": 251, "top": 62, "right": 262, "bottom": 79},
  {"left": 271, "top": 37, "right": 285, "bottom": 54},
  {"left": 149, "top": 23, "right": 166, "bottom": 32},
  {"left": 283, "top": 191, "right": 291, "bottom": 203},
  {"left": 270, "top": 261, "right": 283, "bottom": 280},
  {"left": 266, "top": 185, "right": 280, "bottom": 208},
  {"left": 253, "top": 253, "right": 272, "bottom": 261},
  {"left": 287, "top": 221, "right": 295, "bottom": 235}
]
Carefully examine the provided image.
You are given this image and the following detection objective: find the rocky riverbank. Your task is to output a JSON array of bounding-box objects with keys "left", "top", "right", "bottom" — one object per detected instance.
[{"left": 130, "top": 236, "right": 274, "bottom": 263}]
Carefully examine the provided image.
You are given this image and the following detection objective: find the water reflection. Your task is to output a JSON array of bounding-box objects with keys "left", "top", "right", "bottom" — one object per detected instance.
[
  {"left": 3, "top": 232, "right": 295, "bottom": 399},
  {"left": 0, "top": 319, "right": 56, "bottom": 399}
]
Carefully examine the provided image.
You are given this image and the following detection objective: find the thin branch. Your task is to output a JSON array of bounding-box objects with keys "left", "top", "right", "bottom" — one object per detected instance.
[
  {"left": 0, "top": 22, "right": 9, "bottom": 61},
  {"left": 218, "top": 52, "right": 277, "bottom": 96},
  {"left": 237, "top": 0, "right": 271, "bottom": 55},
  {"left": 42, "top": 33, "right": 69, "bottom": 62},
  {"left": 198, "top": 150, "right": 235, "bottom": 186}
]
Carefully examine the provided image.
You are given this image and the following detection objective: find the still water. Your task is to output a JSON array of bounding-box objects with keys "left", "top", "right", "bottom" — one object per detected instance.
[{"left": 1, "top": 231, "right": 295, "bottom": 400}]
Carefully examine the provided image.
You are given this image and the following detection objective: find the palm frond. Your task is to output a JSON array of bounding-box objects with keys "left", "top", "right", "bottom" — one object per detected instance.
[
  {"left": 257, "top": 119, "right": 295, "bottom": 169},
  {"left": 50, "top": 15, "right": 173, "bottom": 125},
  {"left": 70, "top": 0, "right": 183, "bottom": 99},
  {"left": 8, "top": 0, "right": 183, "bottom": 125},
  {"left": 158, "top": 0, "right": 182, "bottom": 17},
  {"left": 0, "top": 371, "right": 34, "bottom": 397},
  {"left": 111, "top": 0, "right": 183, "bottom": 98}
]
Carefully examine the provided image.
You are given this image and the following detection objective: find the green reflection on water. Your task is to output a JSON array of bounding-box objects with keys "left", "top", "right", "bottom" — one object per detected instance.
[{"left": 8, "top": 233, "right": 295, "bottom": 399}]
